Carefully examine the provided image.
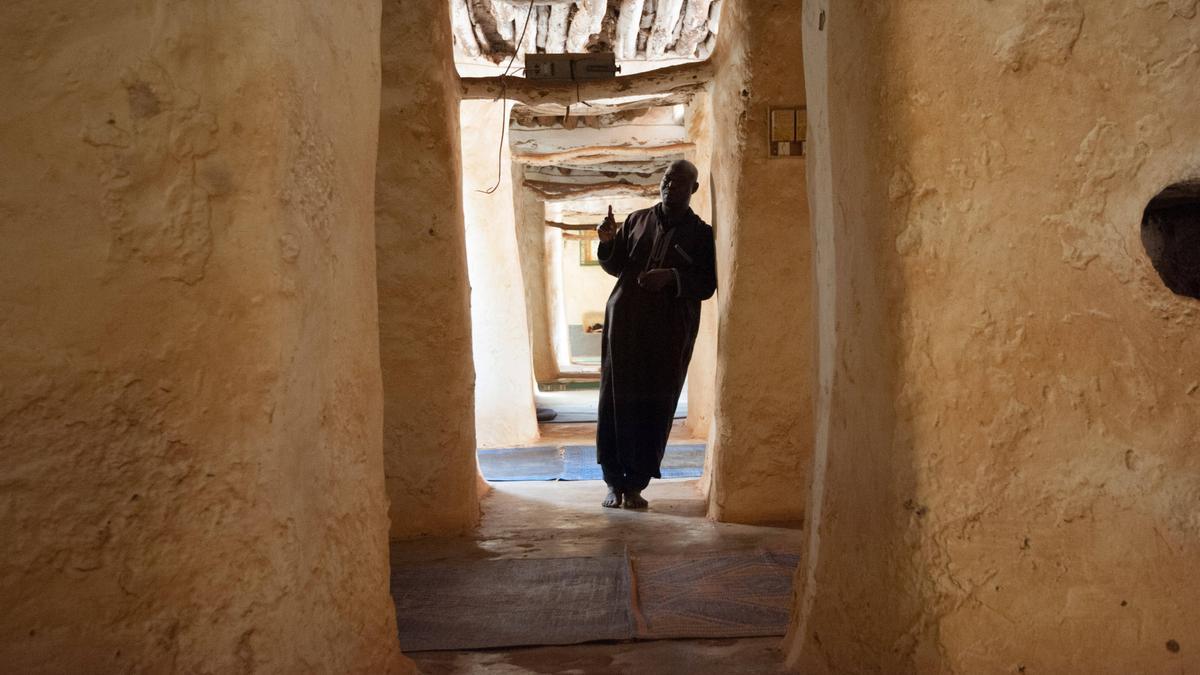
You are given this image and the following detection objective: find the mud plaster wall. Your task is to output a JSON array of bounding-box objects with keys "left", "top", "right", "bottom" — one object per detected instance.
[
  {"left": 0, "top": 2, "right": 407, "bottom": 672},
  {"left": 377, "top": 0, "right": 479, "bottom": 539},
  {"left": 790, "top": 1, "right": 1200, "bottom": 671},
  {"left": 545, "top": 226, "right": 575, "bottom": 370},
  {"left": 513, "top": 172, "right": 560, "bottom": 383},
  {"left": 685, "top": 93, "right": 719, "bottom": 442},
  {"left": 706, "top": 0, "right": 813, "bottom": 524},
  {"left": 461, "top": 100, "right": 540, "bottom": 448},
  {"left": 561, "top": 239, "right": 613, "bottom": 323}
]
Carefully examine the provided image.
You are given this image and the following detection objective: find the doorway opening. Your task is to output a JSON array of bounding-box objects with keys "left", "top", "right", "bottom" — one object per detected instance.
[
  {"left": 1142, "top": 179, "right": 1200, "bottom": 299},
  {"left": 455, "top": 6, "right": 716, "bottom": 481},
  {"left": 387, "top": 3, "right": 803, "bottom": 671}
]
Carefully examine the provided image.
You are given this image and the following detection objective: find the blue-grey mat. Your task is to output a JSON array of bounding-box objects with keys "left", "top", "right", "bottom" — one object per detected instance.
[
  {"left": 392, "top": 555, "right": 634, "bottom": 651},
  {"left": 478, "top": 444, "right": 706, "bottom": 482},
  {"left": 389, "top": 549, "right": 800, "bottom": 651},
  {"left": 632, "top": 549, "right": 802, "bottom": 639}
]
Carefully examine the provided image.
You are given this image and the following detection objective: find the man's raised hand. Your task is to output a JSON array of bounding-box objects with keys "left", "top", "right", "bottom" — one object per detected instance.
[{"left": 597, "top": 205, "right": 617, "bottom": 243}]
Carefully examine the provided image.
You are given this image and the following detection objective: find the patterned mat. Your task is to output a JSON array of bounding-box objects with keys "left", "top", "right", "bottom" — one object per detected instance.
[
  {"left": 631, "top": 549, "right": 801, "bottom": 640},
  {"left": 391, "top": 556, "right": 634, "bottom": 652},
  {"left": 390, "top": 549, "right": 801, "bottom": 651}
]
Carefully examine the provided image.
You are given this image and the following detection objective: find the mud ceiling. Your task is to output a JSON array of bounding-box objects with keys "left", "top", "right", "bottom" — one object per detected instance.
[{"left": 452, "top": 0, "right": 721, "bottom": 64}]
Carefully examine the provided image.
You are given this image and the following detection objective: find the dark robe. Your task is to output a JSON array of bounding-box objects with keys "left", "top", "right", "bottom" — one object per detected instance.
[{"left": 595, "top": 204, "right": 717, "bottom": 490}]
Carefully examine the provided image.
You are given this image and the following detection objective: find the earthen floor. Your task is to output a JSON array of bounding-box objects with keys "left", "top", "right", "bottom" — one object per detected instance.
[{"left": 395, "top": 425, "right": 802, "bottom": 674}]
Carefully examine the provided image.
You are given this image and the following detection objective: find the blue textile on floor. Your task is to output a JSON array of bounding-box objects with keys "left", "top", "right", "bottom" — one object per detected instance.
[{"left": 478, "top": 444, "right": 705, "bottom": 482}]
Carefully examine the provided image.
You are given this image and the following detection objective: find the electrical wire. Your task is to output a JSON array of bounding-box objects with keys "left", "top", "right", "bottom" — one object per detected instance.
[
  {"left": 564, "top": 57, "right": 597, "bottom": 128},
  {"left": 476, "top": 0, "right": 537, "bottom": 195}
]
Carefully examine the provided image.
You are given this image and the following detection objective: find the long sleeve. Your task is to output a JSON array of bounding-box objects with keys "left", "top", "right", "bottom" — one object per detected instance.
[
  {"left": 597, "top": 217, "right": 630, "bottom": 278},
  {"left": 673, "top": 226, "right": 717, "bottom": 301}
]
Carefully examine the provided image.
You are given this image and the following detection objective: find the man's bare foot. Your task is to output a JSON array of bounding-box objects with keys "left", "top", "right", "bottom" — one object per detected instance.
[
  {"left": 624, "top": 491, "right": 648, "bottom": 509},
  {"left": 602, "top": 488, "right": 623, "bottom": 508}
]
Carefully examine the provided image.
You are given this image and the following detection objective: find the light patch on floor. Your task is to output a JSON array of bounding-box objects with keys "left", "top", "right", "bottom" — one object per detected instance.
[{"left": 535, "top": 387, "right": 689, "bottom": 424}]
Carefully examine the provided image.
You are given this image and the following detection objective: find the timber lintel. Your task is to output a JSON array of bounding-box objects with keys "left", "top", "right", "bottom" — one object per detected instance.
[{"left": 460, "top": 58, "right": 714, "bottom": 106}]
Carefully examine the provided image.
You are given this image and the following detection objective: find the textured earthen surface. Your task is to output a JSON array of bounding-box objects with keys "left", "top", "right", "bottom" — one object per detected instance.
[
  {"left": 0, "top": 2, "right": 406, "bottom": 671},
  {"left": 706, "top": 0, "right": 812, "bottom": 524},
  {"left": 513, "top": 170, "right": 561, "bottom": 383},
  {"left": 377, "top": 0, "right": 480, "bottom": 539},
  {"left": 461, "top": 100, "right": 541, "bottom": 448},
  {"left": 791, "top": 1, "right": 1200, "bottom": 671},
  {"left": 683, "top": 94, "right": 719, "bottom": 443}
]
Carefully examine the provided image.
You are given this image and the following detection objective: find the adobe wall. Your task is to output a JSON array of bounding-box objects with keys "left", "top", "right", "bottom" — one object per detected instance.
[
  {"left": 706, "top": 0, "right": 813, "bottom": 523},
  {"left": 791, "top": 1, "right": 1200, "bottom": 671},
  {"left": 0, "top": 2, "right": 407, "bottom": 671},
  {"left": 560, "top": 238, "right": 613, "bottom": 324},
  {"left": 461, "top": 100, "right": 541, "bottom": 448},
  {"left": 513, "top": 172, "right": 561, "bottom": 383},
  {"left": 684, "top": 93, "right": 719, "bottom": 442},
  {"left": 377, "top": 0, "right": 480, "bottom": 538}
]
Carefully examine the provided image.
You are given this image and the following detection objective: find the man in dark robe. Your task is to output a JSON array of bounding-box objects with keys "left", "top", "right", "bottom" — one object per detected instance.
[{"left": 594, "top": 159, "right": 717, "bottom": 509}]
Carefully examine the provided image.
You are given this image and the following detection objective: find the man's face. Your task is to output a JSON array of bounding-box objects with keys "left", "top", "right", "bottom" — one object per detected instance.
[{"left": 660, "top": 165, "right": 697, "bottom": 209}]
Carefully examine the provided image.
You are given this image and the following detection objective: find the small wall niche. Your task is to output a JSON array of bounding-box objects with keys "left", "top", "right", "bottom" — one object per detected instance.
[{"left": 1141, "top": 179, "right": 1200, "bottom": 299}]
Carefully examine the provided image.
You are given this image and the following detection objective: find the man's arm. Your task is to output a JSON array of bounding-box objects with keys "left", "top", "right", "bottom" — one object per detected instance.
[
  {"left": 597, "top": 205, "right": 628, "bottom": 277},
  {"left": 672, "top": 228, "right": 717, "bottom": 300}
]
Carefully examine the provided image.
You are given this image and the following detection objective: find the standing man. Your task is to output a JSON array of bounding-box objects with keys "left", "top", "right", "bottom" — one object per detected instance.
[{"left": 595, "top": 159, "right": 717, "bottom": 509}]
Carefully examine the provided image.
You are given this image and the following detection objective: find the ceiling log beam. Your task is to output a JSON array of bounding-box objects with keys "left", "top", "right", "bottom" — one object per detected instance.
[
  {"left": 566, "top": 0, "right": 608, "bottom": 52},
  {"left": 552, "top": 157, "right": 680, "bottom": 173},
  {"left": 452, "top": 0, "right": 483, "bottom": 57},
  {"left": 545, "top": 220, "right": 605, "bottom": 231},
  {"left": 672, "top": 0, "right": 711, "bottom": 57},
  {"left": 545, "top": 4, "right": 570, "bottom": 52},
  {"left": 614, "top": 0, "right": 647, "bottom": 59},
  {"left": 468, "top": 0, "right": 514, "bottom": 57},
  {"left": 526, "top": 180, "right": 659, "bottom": 200},
  {"left": 512, "top": 142, "right": 696, "bottom": 166},
  {"left": 647, "top": 0, "right": 685, "bottom": 58},
  {"left": 461, "top": 58, "right": 713, "bottom": 106},
  {"left": 511, "top": 90, "right": 694, "bottom": 122}
]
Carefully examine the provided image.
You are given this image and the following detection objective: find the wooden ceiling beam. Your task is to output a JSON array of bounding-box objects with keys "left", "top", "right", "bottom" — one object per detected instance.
[
  {"left": 525, "top": 165, "right": 663, "bottom": 180},
  {"left": 452, "top": 0, "right": 482, "bottom": 57},
  {"left": 511, "top": 90, "right": 693, "bottom": 123},
  {"left": 468, "top": 0, "right": 514, "bottom": 56},
  {"left": 545, "top": 4, "right": 570, "bottom": 52},
  {"left": 565, "top": 0, "right": 607, "bottom": 52},
  {"left": 614, "top": 0, "right": 647, "bottom": 59},
  {"left": 513, "top": 142, "right": 696, "bottom": 165},
  {"left": 647, "top": 0, "right": 684, "bottom": 58},
  {"left": 553, "top": 157, "right": 680, "bottom": 174},
  {"left": 545, "top": 220, "right": 600, "bottom": 231},
  {"left": 526, "top": 180, "right": 659, "bottom": 200},
  {"left": 672, "top": 0, "right": 712, "bottom": 57},
  {"left": 535, "top": 6, "right": 549, "bottom": 50},
  {"left": 461, "top": 58, "right": 713, "bottom": 106}
]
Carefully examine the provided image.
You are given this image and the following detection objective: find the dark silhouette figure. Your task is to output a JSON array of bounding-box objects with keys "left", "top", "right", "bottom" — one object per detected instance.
[{"left": 594, "top": 159, "right": 717, "bottom": 509}]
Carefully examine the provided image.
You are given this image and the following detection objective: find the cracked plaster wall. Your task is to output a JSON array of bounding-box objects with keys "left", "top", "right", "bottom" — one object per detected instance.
[
  {"left": 0, "top": 1, "right": 407, "bottom": 671},
  {"left": 706, "top": 0, "right": 813, "bottom": 524},
  {"left": 790, "top": 1, "right": 1200, "bottom": 671},
  {"left": 377, "top": 0, "right": 480, "bottom": 539}
]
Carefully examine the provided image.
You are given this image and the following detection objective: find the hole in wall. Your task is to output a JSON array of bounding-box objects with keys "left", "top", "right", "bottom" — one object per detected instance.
[{"left": 1141, "top": 179, "right": 1200, "bottom": 299}]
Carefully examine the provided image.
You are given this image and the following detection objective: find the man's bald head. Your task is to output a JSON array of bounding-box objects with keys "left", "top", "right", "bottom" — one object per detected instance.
[
  {"left": 660, "top": 159, "right": 700, "bottom": 212},
  {"left": 669, "top": 159, "right": 699, "bottom": 182}
]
